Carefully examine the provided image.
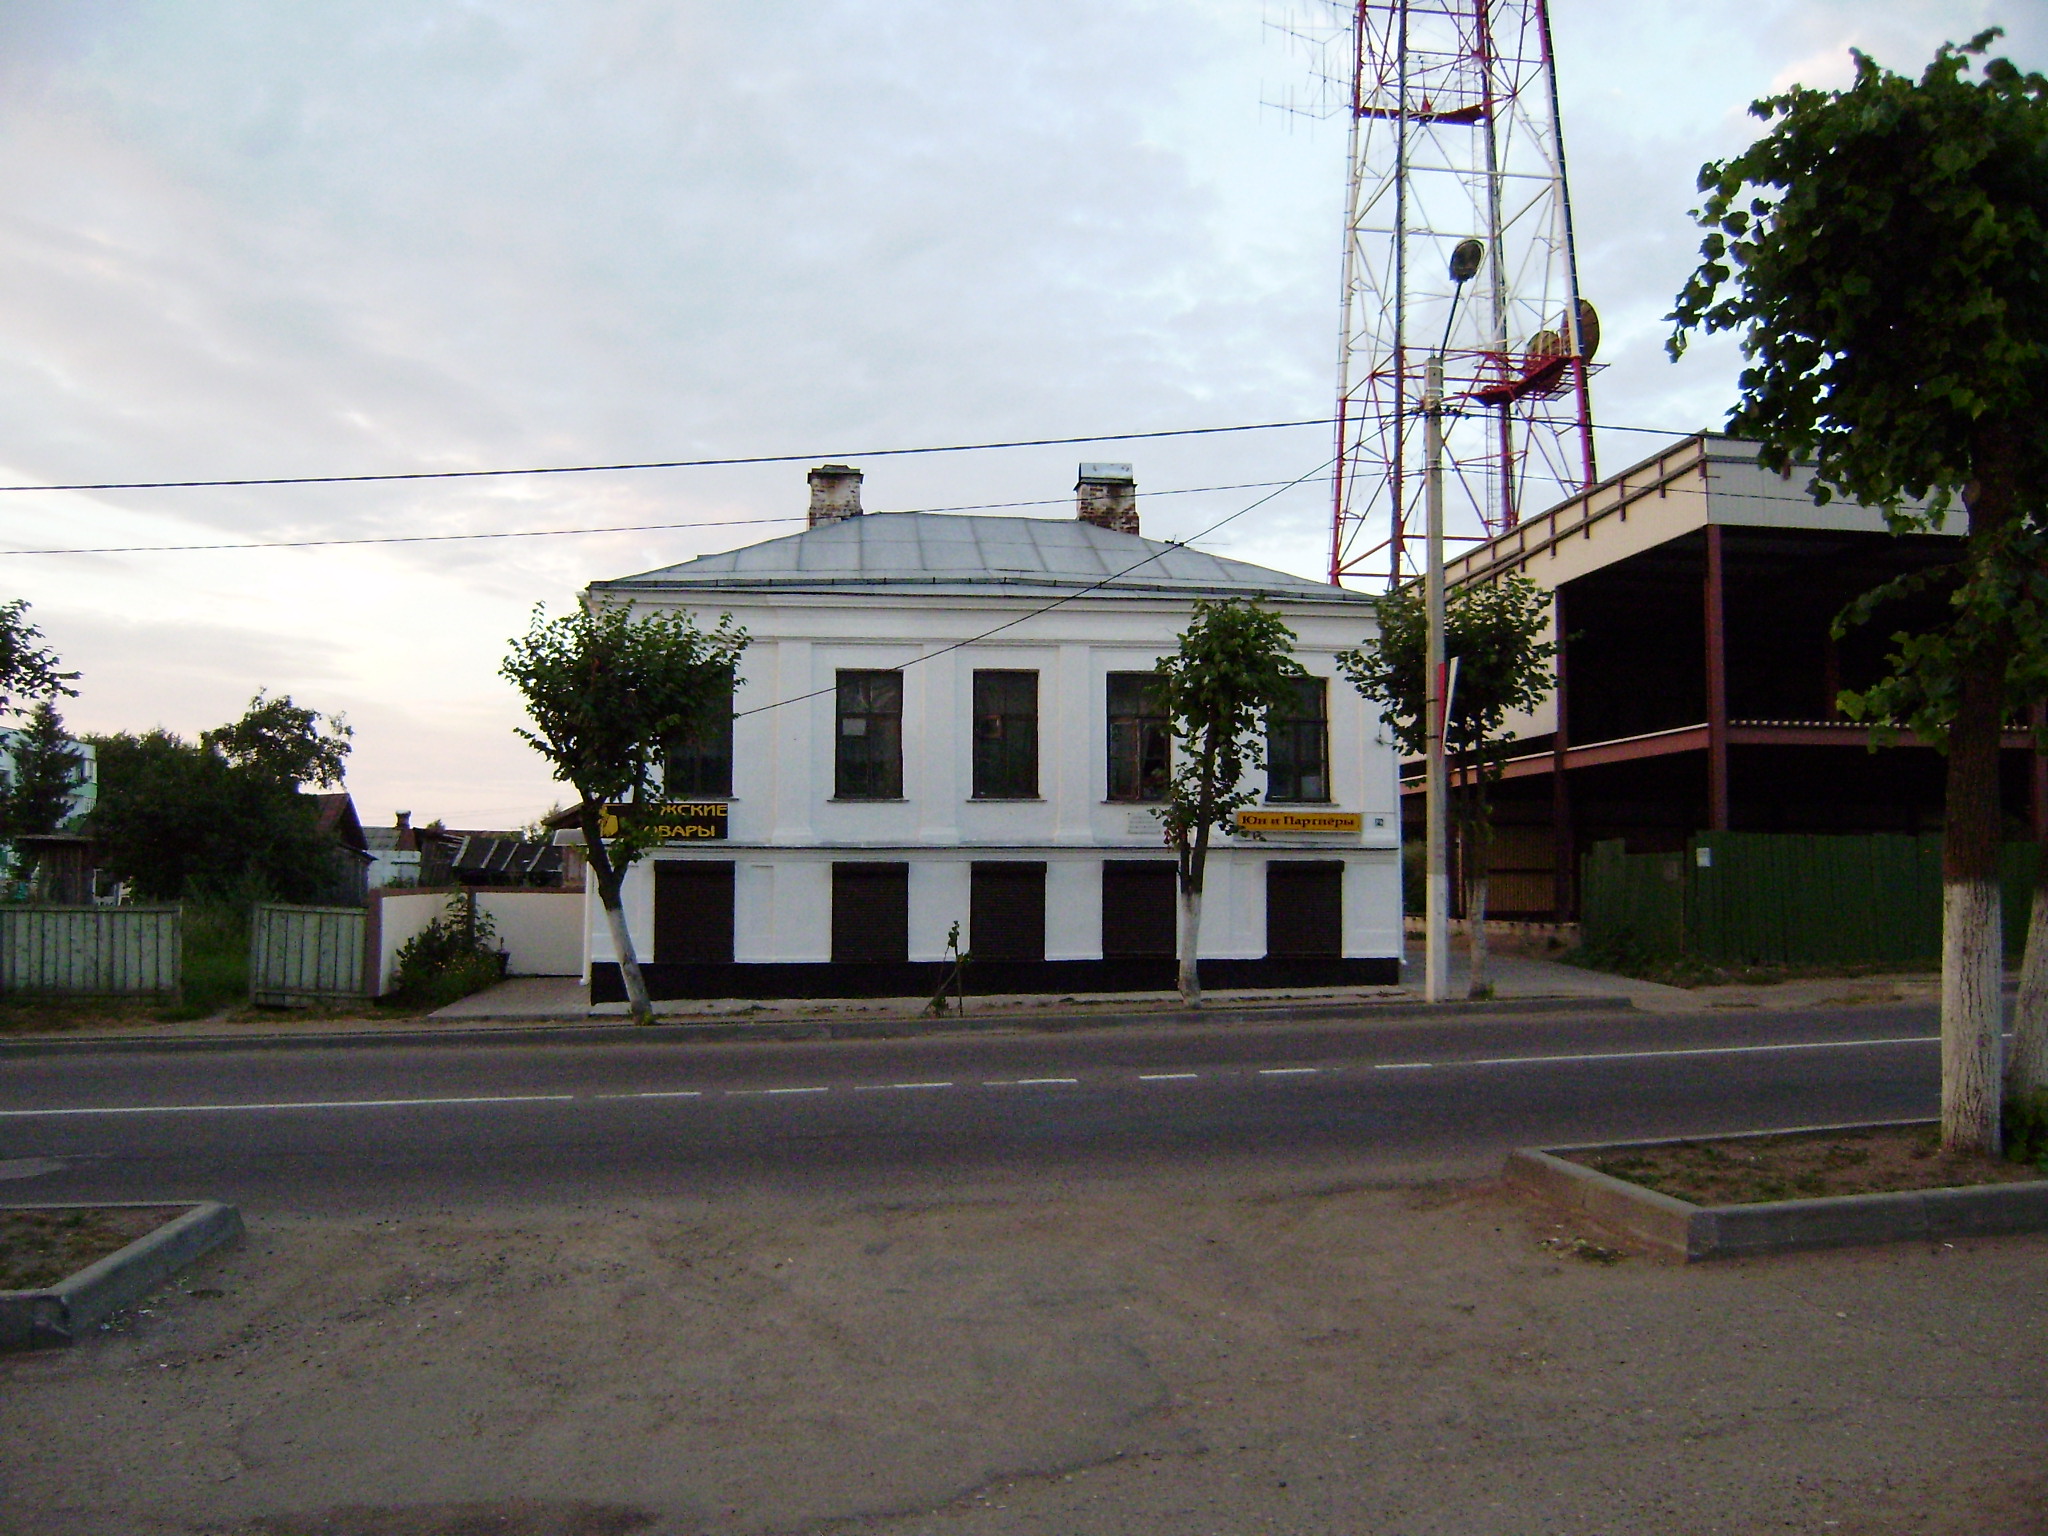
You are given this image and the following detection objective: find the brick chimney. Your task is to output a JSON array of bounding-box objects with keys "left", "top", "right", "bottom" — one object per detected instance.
[
  {"left": 807, "top": 464, "right": 864, "bottom": 527},
  {"left": 1076, "top": 463, "right": 1138, "bottom": 535}
]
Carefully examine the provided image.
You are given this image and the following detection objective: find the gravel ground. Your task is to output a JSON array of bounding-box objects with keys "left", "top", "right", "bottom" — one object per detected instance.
[{"left": 2, "top": 1163, "right": 2044, "bottom": 1536}]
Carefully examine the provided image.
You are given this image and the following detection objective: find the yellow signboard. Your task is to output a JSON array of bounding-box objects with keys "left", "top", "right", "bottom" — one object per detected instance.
[
  {"left": 597, "top": 802, "right": 729, "bottom": 841},
  {"left": 1234, "top": 809, "right": 1364, "bottom": 835}
]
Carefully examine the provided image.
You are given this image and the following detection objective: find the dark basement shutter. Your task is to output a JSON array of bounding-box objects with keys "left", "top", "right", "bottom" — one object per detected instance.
[
  {"left": 832, "top": 862, "right": 910, "bottom": 964},
  {"left": 1101, "top": 861, "right": 1177, "bottom": 957},
  {"left": 970, "top": 862, "right": 1046, "bottom": 961},
  {"left": 1266, "top": 861, "right": 1343, "bottom": 957},
  {"left": 653, "top": 860, "right": 736, "bottom": 964}
]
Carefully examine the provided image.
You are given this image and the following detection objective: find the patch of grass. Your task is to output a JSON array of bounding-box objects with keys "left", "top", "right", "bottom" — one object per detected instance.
[
  {"left": 156, "top": 903, "right": 249, "bottom": 1021},
  {"left": 1558, "top": 945, "right": 1933, "bottom": 990},
  {"left": 1580, "top": 1125, "right": 2043, "bottom": 1205},
  {"left": 0, "top": 1207, "right": 185, "bottom": 1290}
]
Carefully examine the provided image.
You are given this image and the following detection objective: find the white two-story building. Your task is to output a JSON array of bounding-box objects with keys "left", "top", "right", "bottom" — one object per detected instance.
[{"left": 577, "top": 463, "right": 1401, "bottom": 1001}]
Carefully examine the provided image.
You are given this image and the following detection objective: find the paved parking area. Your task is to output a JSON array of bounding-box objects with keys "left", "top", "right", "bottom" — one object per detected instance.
[{"left": 4, "top": 1160, "right": 2043, "bottom": 1535}]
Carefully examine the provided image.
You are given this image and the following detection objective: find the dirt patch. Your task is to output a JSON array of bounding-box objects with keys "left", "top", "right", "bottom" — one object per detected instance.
[
  {"left": 1574, "top": 1125, "right": 2048, "bottom": 1206},
  {"left": 0, "top": 1206, "right": 187, "bottom": 1291}
]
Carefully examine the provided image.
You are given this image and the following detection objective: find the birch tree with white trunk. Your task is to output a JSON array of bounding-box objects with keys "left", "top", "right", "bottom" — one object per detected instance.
[
  {"left": 1669, "top": 31, "right": 2048, "bottom": 1152},
  {"left": 502, "top": 600, "right": 748, "bottom": 1026},
  {"left": 1153, "top": 600, "right": 1304, "bottom": 1007}
]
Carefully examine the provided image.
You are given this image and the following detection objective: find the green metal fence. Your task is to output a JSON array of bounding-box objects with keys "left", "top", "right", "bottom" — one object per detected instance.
[{"left": 1582, "top": 833, "right": 2040, "bottom": 966}]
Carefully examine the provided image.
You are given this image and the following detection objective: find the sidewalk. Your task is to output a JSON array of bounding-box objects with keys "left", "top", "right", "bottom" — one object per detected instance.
[{"left": 425, "top": 951, "right": 1934, "bottom": 1024}]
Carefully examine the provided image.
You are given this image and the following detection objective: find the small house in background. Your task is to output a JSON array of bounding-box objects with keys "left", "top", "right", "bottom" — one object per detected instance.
[
  {"left": 309, "top": 792, "right": 374, "bottom": 904},
  {"left": 365, "top": 811, "right": 463, "bottom": 889},
  {"left": 447, "top": 831, "right": 569, "bottom": 888}
]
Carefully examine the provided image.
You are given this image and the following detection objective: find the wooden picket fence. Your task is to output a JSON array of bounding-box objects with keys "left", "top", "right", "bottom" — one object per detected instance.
[
  {"left": 248, "top": 903, "right": 367, "bottom": 1006},
  {"left": 0, "top": 906, "right": 182, "bottom": 994}
]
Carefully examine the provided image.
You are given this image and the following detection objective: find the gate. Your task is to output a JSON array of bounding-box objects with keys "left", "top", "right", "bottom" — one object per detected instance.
[{"left": 248, "top": 903, "right": 366, "bottom": 1006}]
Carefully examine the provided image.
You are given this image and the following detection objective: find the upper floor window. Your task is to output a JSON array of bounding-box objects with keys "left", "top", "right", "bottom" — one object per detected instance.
[
  {"left": 972, "top": 670, "right": 1039, "bottom": 798},
  {"left": 1266, "top": 677, "right": 1330, "bottom": 803},
  {"left": 1106, "top": 672, "right": 1170, "bottom": 802},
  {"left": 835, "top": 670, "right": 903, "bottom": 798},
  {"left": 662, "top": 675, "right": 735, "bottom": 798}
]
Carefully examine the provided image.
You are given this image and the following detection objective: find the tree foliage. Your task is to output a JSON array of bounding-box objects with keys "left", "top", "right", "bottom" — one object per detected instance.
[
  {"left": 0, "top": 702, "right": 86, "bottom": 845},
  {"left": 1153, "top": 599, "right": 1303, "bottom": 1004},
  {"left": 1668, "top": 31, "right": 2048, "bottom": 530},
  {"left": 86, "top": 695, "right": 357, "bottom": 903},
  {"left": 1338, "top": 576, "right": 1558, "bottom": 998},
  {"left": 1667, "top": 30, "right": 2048, "bottom": 1151},
  {"left": 200, "top": 691, "right": 353, "bottom": 788},
  {"left": 1336, "top": 576, "right": 1558, "bottom": 768},
  {"left": 0, "top": 600, "right": 78, "bottom": 719},
  {"left": 501, "top": 601, "right": 748, "bottom": 1022}
]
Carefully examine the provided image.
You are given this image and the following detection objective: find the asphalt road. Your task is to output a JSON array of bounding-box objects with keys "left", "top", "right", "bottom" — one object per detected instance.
[{"left": 0, "top": 1002, "right": 1949, "bottom": 1212}]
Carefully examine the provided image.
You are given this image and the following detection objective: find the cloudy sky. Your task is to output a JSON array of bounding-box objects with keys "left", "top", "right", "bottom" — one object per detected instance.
[{"left": 0, "top": 0, "right": 2034, "bottom": 828}]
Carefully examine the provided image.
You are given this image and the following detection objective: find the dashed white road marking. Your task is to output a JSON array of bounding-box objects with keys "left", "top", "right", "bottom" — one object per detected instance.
[
  {"left": 0, "top": 1035, "right": 1944, "bottom": 1120},
  {"left": 985, "top": 1077, "right": 1081, "bottom": 1086},
  {"left": 854, "top": 1082, "right": 954, "bottom": 1092},
  {"left": 0, "top": 1094, "right": 578, "bottom": 1118},
  {"left": 1462, "top": 1036, "right": 1935, "bottom": 1068}
]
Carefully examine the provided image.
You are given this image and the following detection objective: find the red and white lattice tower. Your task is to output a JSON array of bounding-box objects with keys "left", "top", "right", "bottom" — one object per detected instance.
[{"left": 1325, "top": 0, "right": 1598, "bottom": 587}]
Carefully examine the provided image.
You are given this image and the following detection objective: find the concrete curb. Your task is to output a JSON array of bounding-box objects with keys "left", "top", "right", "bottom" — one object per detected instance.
[
  {"left": 0, "top": 1201, "right": 243, "bottom": 1350},
  {"left": 0, "top": 992, "right": 1636, "bottom": 1058},
  {"left": 1506, "top": 1122, "right": 2048, "bottom": 1261}
]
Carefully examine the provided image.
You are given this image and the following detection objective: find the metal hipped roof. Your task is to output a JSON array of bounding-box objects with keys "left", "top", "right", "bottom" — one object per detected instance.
[{"left": 592, "top": 513, "right": 1373, "bottom": 605}]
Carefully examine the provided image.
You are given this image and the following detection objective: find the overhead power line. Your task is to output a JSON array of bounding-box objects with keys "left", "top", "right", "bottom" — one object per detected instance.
[
  {"left": 0, "top": 419, "right": 1336, "bottom": 494},
  {"left": 0, "top": 478, "right": 1311, "bottom": 557},
  {"left": 730, "top": 458, "right": 1343, "bottom": 724},
  {"left": 0, "top": 416, "right": 1702, "bottom": 497}
]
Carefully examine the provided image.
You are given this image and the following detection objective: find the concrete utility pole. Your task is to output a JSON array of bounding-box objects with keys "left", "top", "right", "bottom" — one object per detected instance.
[{"left": 1423, "top": 353, "right": 1450, "bottom": 1003}]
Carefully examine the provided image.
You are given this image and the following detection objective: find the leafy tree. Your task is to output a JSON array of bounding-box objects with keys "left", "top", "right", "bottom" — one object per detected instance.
[
  {"left": 1668, "top": 31, "right": 2048, "bottom": 1152},
  {"left": 1831, "top": 532, "right": 2048, "bottom": 1102},
  {"left": 87, "top": 696, "right": 358, "bottom": 903},
  {"left": 200, "top": 691, "right": 352, "bottom": 788},
  {"left": 1153, "top": 599, "right": 1304, "bottom": 1005},
  {"left": 501, "top": 601, "right": 748, "bottom": 1023},
  {"left": 1338, "top": 575, "right": 1558, "bottom": 998},
  {"left": 0, "top": 701, "right": 86, "bottom": 838},
  {"left": 0, "top": 599, "right": 77, "bottom": 718}
]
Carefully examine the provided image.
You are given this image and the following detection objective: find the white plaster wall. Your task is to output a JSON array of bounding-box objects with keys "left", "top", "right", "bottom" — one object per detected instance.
[
  {"left": 573, "top": 585, "right": 1403, "bottom": 976},
  {"left": 912, "top": 859, "right": 972, "bottom": 963},
  {"left": 479, "top": 890, "right": 582, "bottom": 976},
  {"left": 1043, "top": 855, "right": 1100, "bottom": 961}
]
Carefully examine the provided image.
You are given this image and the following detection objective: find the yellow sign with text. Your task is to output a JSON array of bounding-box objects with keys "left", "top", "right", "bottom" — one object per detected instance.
[
  {"left": 1234, "top": 809, "right": 1363, "bottom": 836},
  {"left": 597, "top": 802, "right": 729, "bottom": 841}
]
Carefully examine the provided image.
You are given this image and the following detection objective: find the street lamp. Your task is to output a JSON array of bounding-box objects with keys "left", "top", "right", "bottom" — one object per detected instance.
[{"left": 1423, "top": 238, "right": 1483, "bottom": 1003}]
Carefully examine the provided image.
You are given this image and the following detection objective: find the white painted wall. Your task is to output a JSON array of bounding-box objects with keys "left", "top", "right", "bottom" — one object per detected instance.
[
  {"left": 575, "top": 583, "right": 1402, "bottom": 974},
  {"left": 373, "top": 887, "right": 583, "bottom": 993}
]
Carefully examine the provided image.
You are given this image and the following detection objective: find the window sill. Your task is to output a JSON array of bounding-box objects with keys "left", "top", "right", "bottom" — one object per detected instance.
[
  {"left": 969, "top": 796, "right": 1046, "bottom": 803},
  {"left": 1104, "top": 800, "right": 1167, "bottom": 807},
  {"left": 1264, "top": 799, "right": 1335, "bottom": 807},
  {"left": 827, "top": 797, "right": 908, "bottom": 803}
]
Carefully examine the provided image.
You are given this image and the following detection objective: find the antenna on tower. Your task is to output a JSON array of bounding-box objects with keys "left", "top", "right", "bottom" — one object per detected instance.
[{"left": 1310, "top": 0, "right": 1599, "bottom": 588}]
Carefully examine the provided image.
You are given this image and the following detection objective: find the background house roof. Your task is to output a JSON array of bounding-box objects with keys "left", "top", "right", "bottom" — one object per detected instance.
[{"left": 591, "top": 513, "right": 1374, "bottom": 605}]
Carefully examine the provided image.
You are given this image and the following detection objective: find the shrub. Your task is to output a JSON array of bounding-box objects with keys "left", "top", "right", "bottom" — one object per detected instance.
[
  {"left": 391, "top": 896, "right": 505, "bottom": 1009},
  {"left": 2005, "top": 1089, "right": 2048, "bottom": 1171}
]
